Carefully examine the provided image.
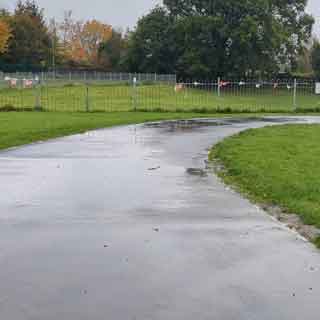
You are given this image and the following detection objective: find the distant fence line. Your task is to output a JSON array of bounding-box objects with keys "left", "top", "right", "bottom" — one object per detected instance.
[
  {"left": 0, "top": 77, "right": 319, "bottom": 113},
  {"left": 0, "top": 71, "right": 177, "bottom": 83}
]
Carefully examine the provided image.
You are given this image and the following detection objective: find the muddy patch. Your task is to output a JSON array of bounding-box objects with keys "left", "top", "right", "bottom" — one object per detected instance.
[
  {"left": 263, "top": 204, "right": 320, "bottom": 243},
  {"left": 186, "top": 168, "right": 208, "bottom": 177}
]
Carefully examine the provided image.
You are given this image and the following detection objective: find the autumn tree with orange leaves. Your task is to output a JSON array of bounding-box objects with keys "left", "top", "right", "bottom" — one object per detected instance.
[
  {"left": 0, "top": 2, "right": 126, "bottom": 71},
  {"left": 60, "top": 12, "right": 112, "bottom": 66},
  {"left": 0, "top": 19, "right": 11, "bottom": 54}
]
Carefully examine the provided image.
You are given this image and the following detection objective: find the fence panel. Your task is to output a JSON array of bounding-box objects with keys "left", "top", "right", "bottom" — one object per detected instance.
[{"left": 0, "top": 76, "right": 319, "bottom": 113}]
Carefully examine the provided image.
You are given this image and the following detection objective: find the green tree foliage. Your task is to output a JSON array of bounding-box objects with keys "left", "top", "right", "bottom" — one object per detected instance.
[
  {"left": 0, "top": 0, "right": 51, "bottom": 71},
  {"left": 127, "top": 0, "right": 314, "bottom": 78},
  {"left": 98, "top": 29, "right": 125, "bottom": 71},
  {"left": 311, "top": 40, "right": 320, "bottom": 79},
  {"left": 0, "top": 1, "right": 128, "bottom": 72},
  {"left": 125, "top": 7, "right": 177, "bottom": 74}
]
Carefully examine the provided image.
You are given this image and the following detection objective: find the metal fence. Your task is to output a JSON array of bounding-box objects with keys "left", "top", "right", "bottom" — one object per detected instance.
[
  {"left": 0, "top": 71, "right": 177, "bottom": 83},
  {"left": 0, "top": 77, "right": 319, "bottom": 113}
]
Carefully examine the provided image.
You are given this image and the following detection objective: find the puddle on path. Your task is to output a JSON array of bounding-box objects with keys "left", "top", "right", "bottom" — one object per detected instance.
[{"left": 143, "top": 117, "right": 300, "bottom": 132}]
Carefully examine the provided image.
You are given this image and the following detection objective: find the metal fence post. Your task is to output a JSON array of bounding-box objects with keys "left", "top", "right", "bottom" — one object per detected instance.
[
  {"left": 34, "top": 84, "right": 42, "bottom": 111},
  {"left": 85, "top": 85, "right": 90, "bottom": 112},
  {"left": 217, "top": 77, "right": 221, "bottom": 97},
  {"left": 293, "top": 78, "right": 297, "bottom": 112}
]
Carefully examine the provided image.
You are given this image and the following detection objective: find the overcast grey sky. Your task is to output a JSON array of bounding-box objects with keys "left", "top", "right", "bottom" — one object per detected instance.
[{"left": 1, "top": 0, "right": 319, "bottom": 34}]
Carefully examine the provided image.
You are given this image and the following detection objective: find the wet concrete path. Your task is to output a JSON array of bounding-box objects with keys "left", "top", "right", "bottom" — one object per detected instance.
[{"left": 1, "top": 116, "right": 320, "bottom": 320}]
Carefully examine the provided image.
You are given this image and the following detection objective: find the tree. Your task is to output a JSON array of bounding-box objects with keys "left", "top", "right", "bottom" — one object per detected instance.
[
  {"left": 0, "top": 19, "right": 11, "bottom": 54},
  {"left": 98, "top": 29, "right": 125, "bottom": 70},
  {"left": 127, "top": 0, "right": 314, "bottom": 78},
  {"left": 125, "top": 6, "right": 177, "bottom": 74},
  {"left": 0, "top": 2, "right": 118, "bottom": 71},
  {"left": 47, "top": 18, "right": 65, "bottom": 70},
  {"left": 60, "top": 10, "right": 73, "bottom": 48},
  {"left": 294, "top": 42, "right": 313, "bottom": 77},
  {"left": 311, "top": 40, "right": 320, "bottom": 79},
  {"left": 59, "top": 12, "right": 112, "bottom": 67},
  {"left": 2, "top": 0, "right": 51, "bottom": 70}
]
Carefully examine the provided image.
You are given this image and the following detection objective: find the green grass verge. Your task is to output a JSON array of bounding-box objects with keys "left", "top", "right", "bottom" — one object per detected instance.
[
  {"left": 0, "top": 111, "right": 255, "bottom": 151},
  {"left": 1, "top": 84, "right": 319, "bottom": 112},
  {"left": 314, "top": 237, "right": 320, "bottom": 248},
  {"left": 210, "top": 124, "right": 320, "bottom": 231}
]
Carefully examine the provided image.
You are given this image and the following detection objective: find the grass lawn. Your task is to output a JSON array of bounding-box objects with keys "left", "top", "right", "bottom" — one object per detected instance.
[
  {"left": 210, "top": 124, "right": 320, "bottom": 246},
  {"left": 0, "top": 83, "right": 319, "bottom": 112},
  {"left": 0, "top": 111, "right": 244, "bottom": 151}
]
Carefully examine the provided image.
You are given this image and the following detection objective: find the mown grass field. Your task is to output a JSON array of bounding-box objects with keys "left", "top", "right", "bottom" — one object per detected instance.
[
  {"left": 210, "top": 124, "right": 320, "bottom": 246},
  {"left": 0, "top": 83, "right": 319, "bottom": 112}
]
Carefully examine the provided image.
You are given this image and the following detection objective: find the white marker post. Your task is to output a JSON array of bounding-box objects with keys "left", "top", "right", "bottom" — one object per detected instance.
[
  {"left": 293, "top": 78, "right": 297, "bottom": 111},
  {"left": 133, "top": 77, "right": 137, "bottom": 111}
]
